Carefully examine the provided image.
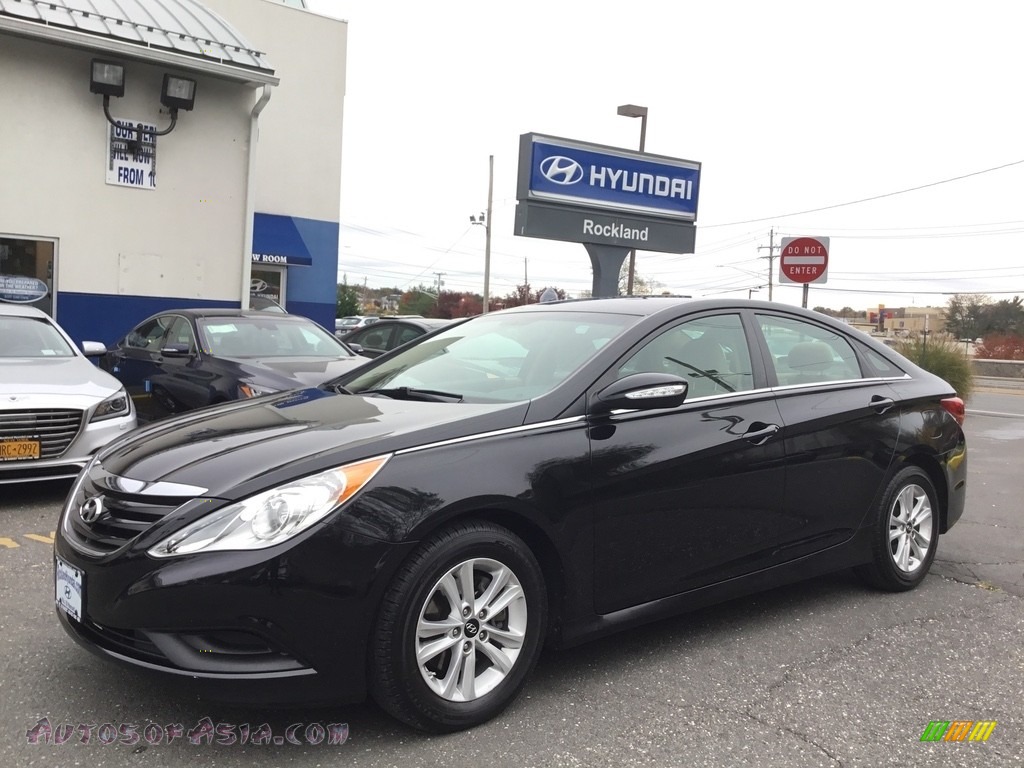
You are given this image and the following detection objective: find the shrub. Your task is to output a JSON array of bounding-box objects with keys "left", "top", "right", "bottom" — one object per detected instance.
[
  {"left": 894, "top": 337, "right": 973, "bottom": 402},
  {"left": 975, "top": 333, "right": 1024, "bottom": 361}
]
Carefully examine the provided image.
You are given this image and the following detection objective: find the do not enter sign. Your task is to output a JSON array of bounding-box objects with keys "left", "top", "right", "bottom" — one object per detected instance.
[{"left": 779, "top": 236, "right": 829, "bottom": 284}]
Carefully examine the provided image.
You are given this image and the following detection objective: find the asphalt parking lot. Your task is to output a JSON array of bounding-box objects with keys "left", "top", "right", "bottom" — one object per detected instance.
[{"left": 0, "top": 389, "right": 1021, "bottom": 767}]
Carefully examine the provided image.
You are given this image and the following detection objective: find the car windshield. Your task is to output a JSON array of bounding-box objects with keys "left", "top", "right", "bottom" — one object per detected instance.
[
  {"left": 198, "top": 317, "right": 354, "bottom": 359},
  {"left": 343, "top": 310, "right": 634, "bottom": 402},
  {"left": 0, "top": 316, "right": 76, "bottom": 358}
]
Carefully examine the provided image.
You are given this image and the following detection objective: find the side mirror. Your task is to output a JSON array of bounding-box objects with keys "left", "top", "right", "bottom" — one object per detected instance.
[
  {"left": 347, "top": 343, "right": 365, "bottom": 355},
  {"left": 591, "top": 373, "right": 688, "bottom": 415},
  {"left": 80, "top": 341, "right": 108, "bottom": 357},
  {"left": 160, "top": 343, "right": 192, "bottom": 358}
]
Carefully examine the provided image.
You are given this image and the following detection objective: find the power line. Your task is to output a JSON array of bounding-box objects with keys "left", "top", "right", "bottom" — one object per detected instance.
[{"left": 702, "top": 158, "right": 1024, "bottom": 228}]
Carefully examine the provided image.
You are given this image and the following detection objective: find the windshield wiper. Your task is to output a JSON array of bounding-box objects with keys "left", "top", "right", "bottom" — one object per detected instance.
[
  {"left": 359, "top": 387, "right": 463, "bottom": 403},
  {"left": 324, "top": 382, "right": 354, "bottom": 395}
]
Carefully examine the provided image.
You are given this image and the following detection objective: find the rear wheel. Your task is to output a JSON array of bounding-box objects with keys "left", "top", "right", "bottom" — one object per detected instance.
[
  {"left": 370, "top": 521, "right": 546, "bottom": 732},
  {"left": 856, "top": 466, "right": 939, "bottom": 591}
]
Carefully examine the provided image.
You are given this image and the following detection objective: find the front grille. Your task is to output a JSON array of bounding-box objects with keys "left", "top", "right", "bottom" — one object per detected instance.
[
  {"left": 0, "top": 408, "right": 84, "bottom": 458},
  {"left": 64, "top": 474, "right": 191, "bottom": 556}
]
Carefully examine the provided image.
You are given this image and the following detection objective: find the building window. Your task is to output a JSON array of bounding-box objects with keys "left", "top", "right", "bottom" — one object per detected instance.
[{"left": 0, "top": 236, "right": 55, "bottom": 316}]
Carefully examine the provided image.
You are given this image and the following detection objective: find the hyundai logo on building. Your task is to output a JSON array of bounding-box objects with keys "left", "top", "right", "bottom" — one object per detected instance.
[
  {"left": 520, "top": 133, "right": 701, "bottom": 222},
  {"left": 539, "top": 156, "right": 584, "bottom": 185}
]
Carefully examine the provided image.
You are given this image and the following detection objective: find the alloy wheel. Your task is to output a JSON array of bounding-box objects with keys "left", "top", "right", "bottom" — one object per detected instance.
[{"left": 415, "top": 557, "right": 527, "bottom": 702}]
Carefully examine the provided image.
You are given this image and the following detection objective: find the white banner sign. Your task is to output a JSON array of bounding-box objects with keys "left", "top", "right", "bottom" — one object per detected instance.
[{"left": 106, "top": 118, "right": 157, "bottom": 190}]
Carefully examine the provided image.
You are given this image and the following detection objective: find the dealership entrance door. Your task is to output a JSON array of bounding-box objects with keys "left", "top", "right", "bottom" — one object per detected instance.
[{"left": 250, "top": 265, "right": 286, "bottom": 310}]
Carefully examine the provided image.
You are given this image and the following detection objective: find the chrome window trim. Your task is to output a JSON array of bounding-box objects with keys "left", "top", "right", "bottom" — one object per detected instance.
[{"left": 769, "top": 374, "right": 911, "bottom": 393}]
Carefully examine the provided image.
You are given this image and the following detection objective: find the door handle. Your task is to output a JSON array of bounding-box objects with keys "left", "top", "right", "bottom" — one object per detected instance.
[
  {"left": 870, "top": 395, "right": 895, "bottom": 414},
  {"left": 743, "top": 424, "right": 780, "bottom": 445}
]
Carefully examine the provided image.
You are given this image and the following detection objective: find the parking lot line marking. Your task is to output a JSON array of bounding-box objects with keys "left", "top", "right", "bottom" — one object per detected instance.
[
  {"left": 0, "top": 537, "right": 20, "bottom": 549},
  {"left": 24, "top": 533, "right": 54, "bottom": 544}
]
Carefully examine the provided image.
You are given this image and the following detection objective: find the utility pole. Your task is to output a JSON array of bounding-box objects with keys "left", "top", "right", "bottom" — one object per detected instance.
[
  {"left": 484, "top": 155, "right": 493, "bottom": 313},
  {"left": 470, "top": 155, "right": 495, "bottom": 313},
  {"left": 433, "top": 271, "right": 446, "bottom": 300},
  {"left": 757, "top": 228, "right": 779, "bottom": 301}
]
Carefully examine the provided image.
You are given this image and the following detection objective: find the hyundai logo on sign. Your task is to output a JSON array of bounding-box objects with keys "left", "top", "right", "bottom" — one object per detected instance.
[
  {"left": 519, "top": 134, "right": 701, "bottom": 221},
  {"left": 539, "top": 156, "right": 584, "bottom": 185}
]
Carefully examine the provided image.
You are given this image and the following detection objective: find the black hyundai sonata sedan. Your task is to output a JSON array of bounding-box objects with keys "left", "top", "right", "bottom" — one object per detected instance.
[{"left": 54, "top": 297, "right": 967, "bottom": 732}]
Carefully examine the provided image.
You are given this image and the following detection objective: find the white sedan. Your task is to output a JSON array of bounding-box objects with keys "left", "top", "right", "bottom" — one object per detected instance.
[{"left": 0, "top": 304, "right": 137, "bottom": 484}]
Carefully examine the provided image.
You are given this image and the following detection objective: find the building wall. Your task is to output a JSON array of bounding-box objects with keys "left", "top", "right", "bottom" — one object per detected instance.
[
  {"left": 0, "top": 0, "right": 346, "bottom": 342},
  {"left": 0, "top": 35, "right": 253, "bottom": 342},
  {"left": 204, "top": 0, "right": 347, "bottom": 330}
]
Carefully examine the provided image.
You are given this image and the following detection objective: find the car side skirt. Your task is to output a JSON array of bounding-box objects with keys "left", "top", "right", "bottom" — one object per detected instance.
[{"left": 557, "top": 526, "right": 876, "bottom": 649}]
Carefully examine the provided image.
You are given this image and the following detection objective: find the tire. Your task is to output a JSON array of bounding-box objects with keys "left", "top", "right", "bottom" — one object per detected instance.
[
  {"left": 370, "top": 521, "right": 547, "bottom": 732},
  {"left": 856, "top": 466, "right": 940, "bottom": 591}
]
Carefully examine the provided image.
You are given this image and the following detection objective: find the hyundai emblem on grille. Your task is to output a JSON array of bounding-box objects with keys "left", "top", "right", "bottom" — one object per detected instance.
[{"left": 80, "top": 496, "right": 105, "bottom": 524}]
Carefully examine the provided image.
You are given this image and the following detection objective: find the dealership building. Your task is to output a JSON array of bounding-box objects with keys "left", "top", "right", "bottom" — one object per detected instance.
[{"left": 0, "top": 0, "right": 345, "bottom": 344}]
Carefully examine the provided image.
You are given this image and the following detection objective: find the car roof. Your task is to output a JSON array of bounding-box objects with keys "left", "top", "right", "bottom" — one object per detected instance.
[
  {"left": 370, "top": 317, "right": 451, "bottom": 327},
  {"left": 146, "top": 308, "right": 313, "bottom": 321},
  {"left": 0, "top": 303, "right": 50, "bottom": 319},
  {"left": 500, "top": 295, "right": 698, "bottom": 317}
]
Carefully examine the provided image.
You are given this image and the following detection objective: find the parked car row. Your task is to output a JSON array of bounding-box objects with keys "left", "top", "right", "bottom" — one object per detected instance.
[
  {"left": 48, "top": 297, "right": 968, "bottom": 734},
  {"left": 100, "top": 308, "right": 368, "bottom": 422},
  {"left": 338, "top": 316, "right": 454, "bottom": 357},
  {"left": 0, "top": 304, "right": 136, "bottom": 484},
  {"left": 2, "top": 304, "right": 380, "bottom": 482}
]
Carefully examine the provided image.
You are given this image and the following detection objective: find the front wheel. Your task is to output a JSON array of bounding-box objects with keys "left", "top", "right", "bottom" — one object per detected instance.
[
  {"left": 856, "top": 466, "right": 940, "bottom": 591},
  {"left": 370, "top": 521, "right": 547, "bottom": 732}
]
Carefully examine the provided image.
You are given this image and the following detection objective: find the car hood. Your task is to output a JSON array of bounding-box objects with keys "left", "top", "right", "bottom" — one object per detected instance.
[
  {"left": 0, "top": 357, "right": 121, "bottom": 400},
  {"left": 234, "top": 356, "right": 367, "bottom": 388},
  {"left": 96, "top": 388, "right": 529, "bottom": 497}
]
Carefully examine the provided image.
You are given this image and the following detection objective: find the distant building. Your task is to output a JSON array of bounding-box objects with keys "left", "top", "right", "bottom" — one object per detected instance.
[{"left": 873, "top": 307, "right": 947, "bottom": 337}]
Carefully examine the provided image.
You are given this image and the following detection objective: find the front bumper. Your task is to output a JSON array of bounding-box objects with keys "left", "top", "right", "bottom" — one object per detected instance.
[
  {"left": 54, "top": 524, "right": 415, "bottom": 705},
  {"left": 0, "top": 412, "right": 136, "bottom": 485}
]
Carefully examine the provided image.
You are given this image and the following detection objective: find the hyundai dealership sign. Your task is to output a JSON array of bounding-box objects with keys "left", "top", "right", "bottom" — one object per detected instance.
[
  {"left": 518, "top": 134, "right": 700, "bottom": 221},
  {"left": 515, "top": 132, "right": 700, "bottom": 298}
]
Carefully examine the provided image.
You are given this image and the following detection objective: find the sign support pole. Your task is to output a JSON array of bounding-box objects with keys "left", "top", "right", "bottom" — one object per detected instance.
[
  {"left": 583, "top": 243, "right": 630, "bottom": 298},
  {"left": 802, "top": 283, "right": 809, "bottom": 309}
]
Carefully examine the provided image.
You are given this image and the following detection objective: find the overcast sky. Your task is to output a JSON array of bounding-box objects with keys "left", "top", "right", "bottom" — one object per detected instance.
[{"left": 303, "top": 0, "right": 1024, "bottom": 311}]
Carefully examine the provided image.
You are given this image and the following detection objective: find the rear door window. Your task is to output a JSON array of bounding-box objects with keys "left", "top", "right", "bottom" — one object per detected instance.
[{"left": 757, "top": 315, "right": 862, "bottom": 386}]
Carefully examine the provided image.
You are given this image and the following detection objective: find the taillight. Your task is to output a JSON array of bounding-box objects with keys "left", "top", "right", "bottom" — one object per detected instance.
[{"left": 941, "top": 396, "right": 965, "bottom": 426}]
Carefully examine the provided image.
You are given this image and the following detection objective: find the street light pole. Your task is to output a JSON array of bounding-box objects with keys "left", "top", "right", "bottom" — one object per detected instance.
[{"left": 617, "top": 104, "right": 647, "bottom": 296}]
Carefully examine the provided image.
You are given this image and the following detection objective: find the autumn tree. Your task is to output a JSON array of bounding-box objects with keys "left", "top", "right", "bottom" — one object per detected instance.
[
  {"left": 944, "top": 294, "right": 990, "bottom": 340},
  {"left": 335, "top": 282, "right": 361, "bottom": 317}
]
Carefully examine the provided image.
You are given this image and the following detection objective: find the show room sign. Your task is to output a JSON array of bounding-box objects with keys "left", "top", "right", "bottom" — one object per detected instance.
[{"left": 106, "top": 118, "right": 157, "bottom": 190}]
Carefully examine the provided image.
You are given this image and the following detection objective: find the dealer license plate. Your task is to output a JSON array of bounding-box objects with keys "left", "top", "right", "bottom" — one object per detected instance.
[
  {"left": 0, "top": 440, "right": 40, "bottom": 461},
  {"left": 55, "top": 557, "right": 83, "bottom": 622}
]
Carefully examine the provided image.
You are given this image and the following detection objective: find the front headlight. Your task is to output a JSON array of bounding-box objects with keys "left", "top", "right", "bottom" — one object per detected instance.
[
  {"left": 238, "top": 381, "right": 279, "bottom": 399},
  {"left": 91, "top": 388, "right": 131, "bottom": 422},
  {"left": 148, "top": 455, "right": 391, "bottom": 557}
]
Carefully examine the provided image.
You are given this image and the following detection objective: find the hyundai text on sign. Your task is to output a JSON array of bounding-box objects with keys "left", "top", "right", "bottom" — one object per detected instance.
[
  {"left": 779, "top": 236, "right": 830, "bottom": 284},
  {"left": 519, "top": 134, "right": 700, "bottom": 221}
]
